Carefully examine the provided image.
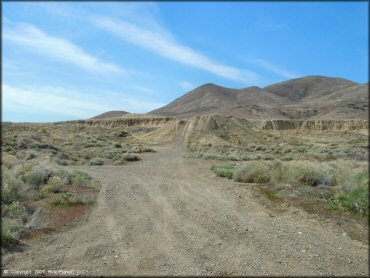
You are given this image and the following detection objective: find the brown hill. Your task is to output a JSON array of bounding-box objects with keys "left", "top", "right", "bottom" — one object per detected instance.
[
  {"left": 264, "top": 75, "right": 356, "bottom": 101},
  {"left": 149, "top": 76, "right": 368, "bottom": 120},
  {"left": 149, "top": 83, "right": 286, "bottom": 119}
]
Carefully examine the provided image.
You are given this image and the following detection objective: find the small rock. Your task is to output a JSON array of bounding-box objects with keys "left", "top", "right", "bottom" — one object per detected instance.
[{"left": 298, "top": 232, "right": 302, "bottom": 235}]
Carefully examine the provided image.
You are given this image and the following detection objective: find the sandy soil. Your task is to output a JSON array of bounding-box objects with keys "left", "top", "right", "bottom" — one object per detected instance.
[{"left": 2, "top": 145, "right": 368, "bottom": 276}]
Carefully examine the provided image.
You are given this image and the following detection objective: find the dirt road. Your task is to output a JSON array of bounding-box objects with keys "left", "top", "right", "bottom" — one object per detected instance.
[{"left": 2, "top": 146, "right": 368, "bottom": 276}]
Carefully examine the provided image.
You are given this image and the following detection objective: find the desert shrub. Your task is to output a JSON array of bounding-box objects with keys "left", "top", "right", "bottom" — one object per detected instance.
[
  {"left": 2, "top": 154, "right": 17, "bottom": 169},
  {"left": 2, "top": 175, "right": 27, "bottom": 204},
  {"left": 80, "top": 196, "right": 94, "bottom": 205},
  {"left": 202, "top": 153, "right": 239, "bottom": 161},
  {"left": 3, "top": 146, "right": 13, "bottom": 152},
  {"left": 281, "top": 156, "right": 293, "bottom": 161},
  {"left": 49, "top": 192, "right": 74, "bottom": 207},
  {"left": 54, "top": 170, "right": 73, "bottom": 185},
  {"left": 255, "top": 146, "right": 265, "bottom": 151},
  {"left": 270, "top": 160, "right": 284, "bottom": 183},
  {"left": 72, "top": 171, "right": 91, "bottom": 186},
  {"left": 41, "top": 176, "right": 67, "bottom": 194},
  {"left": 56, "top": 159, "right": 69, "bottom": 166},
  {"left": 26, "top": 172, "right": 46, "bottom": 189},
  {"left": 26, "top": 151, "right": 38, "bottom": 160},
  {"left": 211, "top": 164, "right": 235, "bottom": 179},
  {"left": 2, "top": 202, "right": 28, "bottom": 221},
  {"left": 49, "top": 193, "right": 94, "bottom": 207},
  {"left": 1, "top": 218, "right": 20, "bottom": 245},
  {"left": 233, "top": 161, "right": 271, "bottom": 183},
  {"left": 142, "top": 147, "right": 155, "bottom": 153},
  {"left": 18, "top": 137, "right": 33, "bottom": 149},
  {"left": 103, "top": 148, "right": 123, "bottom": 159},
  {"left": 89, "top": 158, "right": 104, "bottom": 166},
  {"left": 331, "top": 185, "right": 369, "bottom": 215},
  {"left": 26, "top": 162, "right": 53, "bottom": 189},
  {"left": 327, "top": 160, "right": 366, "bottom": 190},
  {"left": 35, "top": 143, "right": 59, "bottom": 151},
  {"left": 274, "top": 161, "right": 334, "bottom": 187},
  {"left": 122, "top": 154, "right": 140, "bottom": 161},
  {"left": 89, "top": 138, "right": 97, "bottom": 144},
  {"left": 116, "top": 131, "right": 128, "bottom": 137}
]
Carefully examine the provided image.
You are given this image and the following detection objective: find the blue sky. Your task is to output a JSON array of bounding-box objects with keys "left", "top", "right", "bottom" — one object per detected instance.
[{"left": 3, "top": 2, "right": 368, "bottom": 122}]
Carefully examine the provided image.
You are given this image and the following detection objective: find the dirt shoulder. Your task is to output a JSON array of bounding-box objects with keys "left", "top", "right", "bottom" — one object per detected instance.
[{"left": 2, "top": 145, "right": 368, "bottom": 276}]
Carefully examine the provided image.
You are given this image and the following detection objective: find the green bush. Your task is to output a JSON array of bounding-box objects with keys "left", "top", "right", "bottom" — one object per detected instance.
[
  {"left": 211, "top": 165, "right": 235, "bottom": 179},
  {"left": 56, "top": 159, "right": 68, "bottom": 166},
  {"left": 2, "top": 175, "right": 26, "bottom": 204},
  {"left": 331, "top": 186, "right": 369, "bottom": 215},
  {"left": 26, "top": 151, "right": 37, "bottom": 160},
  {"left": 278, "top": 162, "right": 335, "bottom": 187},
  {"left": 122, "top": 154, "right": 140, "bottom": 161},
  {"left": 81, "top": 196, "right": 94, "bottom": 205},
  {"left": 26, "top": 172, "right": 45, "bottom": 188},
  {"left": 142, "top": 147, "right": 155, "bottom": 153},
  {"left": 55, "top": 170, "right": 73, "bottom": 185},
  {"left": 233, "top": 161, "right": 271, "bottom": 183},
  {"left": 71, "top": 171, "right": 91, "bottom": 187},
  {"left": 1, "top": 218, "right": 20, "bottom": 245},
  {"left": 49, "top": 193, "right": 94, "bottom": 207},
  {"left": 89, "top": 158, "right": 104, "bottom": 166},
  {"left": 49, "top": 192, "right": 74, "bottom": 207},
  {"left": 41, "top": 176, "right": 67, "bottom": 194},
  {"left": 2, "top": 203, "right": 28, "bottom": 221},
  {"left": 26, "top": 163, "right": 53, "bottom": 189},
  {"left": 2, "top": 154, "right": 17, "bottom": 169}
]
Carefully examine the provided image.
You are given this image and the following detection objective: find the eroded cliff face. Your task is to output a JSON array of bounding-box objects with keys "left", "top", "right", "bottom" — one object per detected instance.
[
  {"left": 54, "top": 115, "right": 175, "bottom": 128},
  {"left": 10, "top": 113, "right": 367, "bottom": 132},
  {"left": 255, "top": 119, "right": 368, "bottom": 131}
]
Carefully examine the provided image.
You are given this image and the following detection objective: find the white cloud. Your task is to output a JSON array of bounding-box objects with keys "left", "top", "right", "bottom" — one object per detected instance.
[
  {"left": 179, "top": 81, "right": 195, "bottom": 91},
  {"left": 250, "top": 59, "right": 299, "bottom": 79},
  {"left": 132, "top": 85, "right": 157, "bottom": 95},
  {"left": 91, "top": 16, "right": 260, "bottom": 84},
  {"left": 3, "top": 21, "right": 127, "bottom": 76},
  {"left": 2, "top": 84, "right": 165, "bottom": 120}
]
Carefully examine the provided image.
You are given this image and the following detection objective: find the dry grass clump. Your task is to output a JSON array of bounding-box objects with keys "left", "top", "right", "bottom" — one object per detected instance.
[
  {"left": 233, "top": 161, "right": 271, "bottom": 183},
  {"left": 88, "top": 158, "right": 105, "bottom": 166},
  {"left": 210, "top": 164, "right": 235, "bottom": 179},
  {"left": 122, "top": 153, "right": 140, "bottom": 161},
  {"left": 2, "top": 154, "right": 18, "bottom": 169},
  {"left": 272, "top": 161, "right": 337, "bottom": 187},
  {"left": 211, "top": 159, "right": 368, "bottom": 215},
  {"left": 2, "top": 168, "right": 26, "bottom": 203},
  {"left": 49, "top": 192, "right": 94, "bottom": 207}
]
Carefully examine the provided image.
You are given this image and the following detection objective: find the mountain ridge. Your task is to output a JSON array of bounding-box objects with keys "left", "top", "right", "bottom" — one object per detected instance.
[{"left": 148, "top": 75, "right": 368, "bottom": 120}]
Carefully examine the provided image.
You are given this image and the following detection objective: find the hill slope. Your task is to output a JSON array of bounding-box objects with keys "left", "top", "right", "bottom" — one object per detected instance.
[
  {"left": 149, "top": 76, "right": 368, "bottom": 120},
  {"left": 90, "top": 111, "right": 130, "bottom": 120}
]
